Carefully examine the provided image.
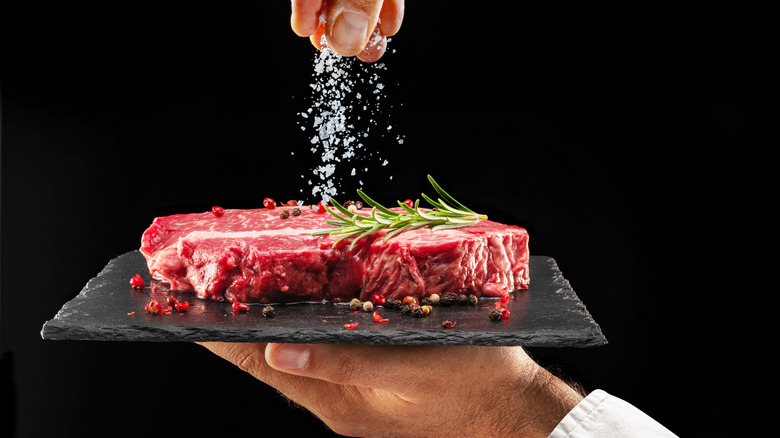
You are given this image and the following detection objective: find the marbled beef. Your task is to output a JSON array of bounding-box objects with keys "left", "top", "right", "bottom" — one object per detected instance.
[{"left": 140, "top": 207, "right": 529, "bottom": 304}]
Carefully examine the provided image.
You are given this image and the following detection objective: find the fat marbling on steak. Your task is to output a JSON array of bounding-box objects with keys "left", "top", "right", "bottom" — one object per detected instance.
[{"left": 140, "top": 207, "right": 529, "bottom": 304}]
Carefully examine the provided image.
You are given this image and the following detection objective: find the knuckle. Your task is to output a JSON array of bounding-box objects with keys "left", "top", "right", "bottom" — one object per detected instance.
[
  {"left": 333, "top": 354, "right": 365, "bottom": 383},
  {"left": 228, "top": 344, "right": 267, "bottom": 378}
]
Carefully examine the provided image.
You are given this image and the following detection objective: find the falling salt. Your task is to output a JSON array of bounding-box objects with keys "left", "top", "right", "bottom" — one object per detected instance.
[{"left": 297, "top": 41, "right": 404, "bottom": 202}]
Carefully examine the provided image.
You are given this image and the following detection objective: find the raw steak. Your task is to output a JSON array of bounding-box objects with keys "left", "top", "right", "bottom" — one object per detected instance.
[{"left": 140, "top": 207, "right": 529, "bottom": 304}]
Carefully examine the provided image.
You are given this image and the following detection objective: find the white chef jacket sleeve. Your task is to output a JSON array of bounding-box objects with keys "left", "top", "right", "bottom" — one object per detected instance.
[{"left": 548, "top": 389, "right": 679, "bottom": 438}]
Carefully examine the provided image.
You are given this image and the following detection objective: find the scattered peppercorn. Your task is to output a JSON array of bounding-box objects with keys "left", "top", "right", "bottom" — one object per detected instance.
[
  {"left": 354, "top": 201, "right": 363, "bottom": 210},
  {"left": 440, "top": 293, "right": 458, "bottom": 306},
  {"left": 292, "top": 207, "right": 301, "bottom": 216},
  {"left": 421, "top": 296, "right": 432, "bottom": 306},
  {"left": 402, "top": 296, "right": 418, "bottom": 305},
  {"left": 145, "top": 299, "right": 163, "bottom": 314},
  {"left": 372, "top": 311, "right": 389, "bottom": 323},
  {"left": 129, "top": 274, "right": 145, "bottom": 288},
  {"left": 232, "top": 302, "right": 250, "bottom": 312},
  {"left": 411, "top": 306, "right": 425, "bottom": 318},
  {"left": 458, "top": 294, "right": 469, "bottom": 305},
  {"left": 349, "top": 298, "right": 362, "bottom": 311},
  {"left": 428, "top": 293, "right": 441, "bottom": 305},
  {"left": 400, "top": 304, "right": 412, "bottom": 315},
  {"left": 371, "top": 294, "right": 386, "bottom": 306},
  {"left": 393, "top": 299, "right": 404, "bottom": 310},
  {"left": 287, "top": 200, "right": 298, "bottom": 206},
  {"left": 279, "top": 209, "right": 290, "bottom": 219},
  {"left": 420, "top": 305, "right": 432, "bottom": 316},
  {"left": 489, "top": 308, "right": 504, "bottom": 321},
  {"left": 262, "top": 306, "right": 275, "bottom": 318},
  {"left": 362, "top": 301, "right": 374, "bottom": 312},
  {"left": 263, "top": 198, "right": 276, "bottom": 209},
  {"left": 384, "top": 297, "right": 395, "bottom": 308},
  {"left": 212, "top": 206, "right": 225, "bottom": 217}
]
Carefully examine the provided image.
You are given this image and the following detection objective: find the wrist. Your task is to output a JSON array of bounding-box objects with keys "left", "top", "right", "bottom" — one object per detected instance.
[{"left": 509, "top": 363, "right": 584, "bottom": 437}]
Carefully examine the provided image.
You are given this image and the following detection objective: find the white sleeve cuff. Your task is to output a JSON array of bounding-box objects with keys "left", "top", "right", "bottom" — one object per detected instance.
[{"left": 548, "top": 389, "right": 678, "bottom": 438}]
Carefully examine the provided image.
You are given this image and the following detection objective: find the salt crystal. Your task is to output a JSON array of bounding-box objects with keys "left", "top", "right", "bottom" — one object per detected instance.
[{"left": 297, "top": 44, "right": 400, "bottom": 202}]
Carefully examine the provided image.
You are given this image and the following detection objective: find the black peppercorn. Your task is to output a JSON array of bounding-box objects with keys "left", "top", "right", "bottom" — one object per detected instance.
[
  {"left": 457, "top": 294, "right": 469, "bottom": 305},
  {"left": 440, "top": 293, "right": 458, "bottom": 307},
  {"left": 393, "top": 299, "right": 404, "bottom": 310},
  {"left": 292, "top": 207, "right": 301, "bottom": 216},
  {"left": 384, "top": 297, "right": 395, "bottom": 308},
  {"left": 262, "top": 306, "right": 275, "bottom": 318},
  {"left": 411, "top": 306, "right": 425, "bottom": 318},
  {"left": 421, "top": 296, "right": 432, "bottom": 306},
  {"left": 468, "top": 294, "right": 478, "bottom": 306},
  {"left": 489, "top": 308, "right": 504, "bottom": 321},
  {"left": 402, "top": 296, "right": 418, "bottom": 305},
  {"left": 279, "top": 209, "right": 290, "bottom": 219},
  {"left": 400, "top": 304, "right": 412, "bottom": 315}
]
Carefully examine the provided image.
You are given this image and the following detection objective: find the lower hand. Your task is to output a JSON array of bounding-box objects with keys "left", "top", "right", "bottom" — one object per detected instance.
[{"left": 198, "top": 342, "right": 584, "bottom": 437}]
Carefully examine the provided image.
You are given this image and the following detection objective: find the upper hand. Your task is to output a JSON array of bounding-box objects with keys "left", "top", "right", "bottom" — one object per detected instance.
[{"left": 290, "top": 0, "right": 405, "bottom": 62}]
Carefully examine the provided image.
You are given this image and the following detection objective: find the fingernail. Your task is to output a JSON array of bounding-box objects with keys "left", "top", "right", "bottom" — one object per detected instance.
[
  {"left": 331, "top": 10, "right": 369, "bottom": 51},
  {"left": 267, "top": 343, "right": 310, "bottom": 370}
]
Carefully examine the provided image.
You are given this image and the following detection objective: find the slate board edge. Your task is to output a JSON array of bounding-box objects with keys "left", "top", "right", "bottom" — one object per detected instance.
[
  {"left": 41, "top": 251, "right": 608, "bottom": 347},
  {"left": 542, "top": 257, "right": 608, "bottom": 346}
]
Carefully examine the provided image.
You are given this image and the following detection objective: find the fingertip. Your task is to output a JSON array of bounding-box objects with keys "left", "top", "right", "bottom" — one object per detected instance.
[
  {"left": 378, "top": 0, "right": 405, "bottom": 37},
  {"left": 309, "top": 24, "right": 326, "bottom": 50},
  {"left": 356, "top": 30, "right": 387, "bottom": 62},
  {"left": 291, "top": 0, "right": 324, "bottom": 37}
]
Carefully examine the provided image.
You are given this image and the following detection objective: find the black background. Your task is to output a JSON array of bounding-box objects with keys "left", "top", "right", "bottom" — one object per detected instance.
[{"left": 1, "top": 2, "right": 763, "bottom": 437}]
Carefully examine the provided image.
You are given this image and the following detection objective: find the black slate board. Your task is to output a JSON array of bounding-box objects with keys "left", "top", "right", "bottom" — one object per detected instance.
[{"left": 41, "top": 251, "right": 606, "bottom": 347}]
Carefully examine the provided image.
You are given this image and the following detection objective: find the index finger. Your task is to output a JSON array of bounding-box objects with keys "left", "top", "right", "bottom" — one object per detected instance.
[
  {"left": 265, "top": 343, "right": 536, "bottom": 395},
  {"left": 291, "top": 0, "right": 324, "bottom": 37}
]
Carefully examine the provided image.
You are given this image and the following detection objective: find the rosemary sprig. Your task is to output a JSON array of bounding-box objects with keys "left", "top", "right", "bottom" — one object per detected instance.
[{"left": 312, "top": 175, "right": 488, "bottom": 249}]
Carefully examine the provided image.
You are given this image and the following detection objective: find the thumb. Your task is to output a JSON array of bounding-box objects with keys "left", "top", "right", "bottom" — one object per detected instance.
[{"left": 324, "top": 0, "right": 385, "bottom": 57}]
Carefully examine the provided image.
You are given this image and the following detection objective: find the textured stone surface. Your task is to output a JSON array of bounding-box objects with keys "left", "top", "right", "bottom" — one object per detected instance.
[{"left": 41, "top": 251, "right": 607, "bottom": 347}]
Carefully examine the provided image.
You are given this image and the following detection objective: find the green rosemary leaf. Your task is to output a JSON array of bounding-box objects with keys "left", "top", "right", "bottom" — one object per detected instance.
[
  {"left": 349, "top": 224, "right": 385, "bottom": 250},
  {"left": 427, "top": 174, "right": 475, "bottom": 214},
  {"left": 357, "top": 189, "right": 398, "bottom": 216},
  {"left": 312, "top": 176, "right": 488, "bottom": 248},
  {"left": 333, "top": 230, "right": 363, "bottom": 247},
  {"left": 420, "top": 192, "right": 446, "bottom": 211},
  {"left": 446, "top": 217, "right": 481, "bottom": 224},
  {"left": 328, "top": 197, "right": 358, "bottom": 220},
  {"left": 383, "top": 223, "right": 413, "bottom": 241},
  {"left": 371, "top": 207, "right": 395, "bottom": 225},
  {"left": 415, "top": 207, "right": 441, "bottom": 221},
  {"left": 311, "top": 229, "right": 335, "bottom": 236},
  {"left": 398, "top": 199, "right": 416, "bottom": 215},
  {"left": 429, "top": 221, "right": 478, "bottom": 232}
]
